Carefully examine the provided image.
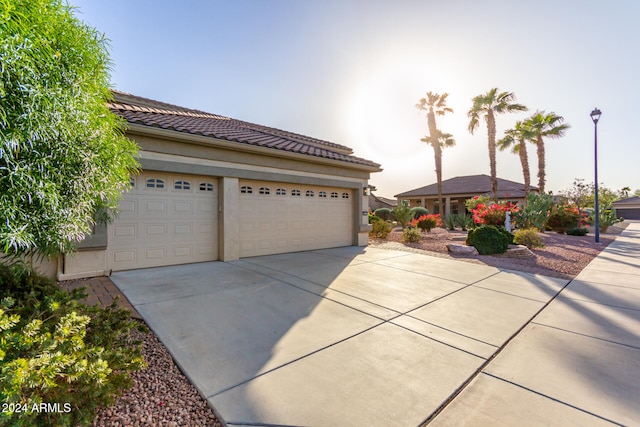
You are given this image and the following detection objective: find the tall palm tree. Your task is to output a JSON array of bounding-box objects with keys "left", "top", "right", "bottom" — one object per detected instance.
[
  {"left": 497, "top": 121, "right": 533, "bottom": 197},
  {"left": 523, "top": 111, "right": 570, "bottom": 194},
  {"left": 416, "top": 92, "right": 453, "bottom": 214},
  {"left": 468, "top": 88, "right": 527, "bottom": 201}
]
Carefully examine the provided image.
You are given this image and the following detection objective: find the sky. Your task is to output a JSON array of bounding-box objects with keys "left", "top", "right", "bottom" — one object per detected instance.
[{"left": 73, "top": 0, "right": 639, "bottom": 199}]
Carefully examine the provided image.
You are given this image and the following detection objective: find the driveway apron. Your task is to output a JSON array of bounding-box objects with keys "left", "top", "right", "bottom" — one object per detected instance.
[{"left": 111, "top": 246, "right": 570, "bottom": 426}]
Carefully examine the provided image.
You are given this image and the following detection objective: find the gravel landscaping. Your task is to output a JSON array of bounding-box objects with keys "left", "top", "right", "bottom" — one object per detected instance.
[{"left": 370, "top": 223, "right": 627, "bottom": 279}]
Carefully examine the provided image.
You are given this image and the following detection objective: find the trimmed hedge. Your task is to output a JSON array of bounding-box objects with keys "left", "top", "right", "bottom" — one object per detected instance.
[{"left": 466, "top": 225, "right": 509, "bottom": 255}]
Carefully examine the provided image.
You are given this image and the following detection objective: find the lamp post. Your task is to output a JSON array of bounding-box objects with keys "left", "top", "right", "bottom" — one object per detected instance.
[{"left": 590, "top": 108, "right": 602, "bottom": 243}]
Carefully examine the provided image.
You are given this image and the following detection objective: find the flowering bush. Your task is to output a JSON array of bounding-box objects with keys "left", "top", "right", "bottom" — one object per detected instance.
[
  {"left": 471, "top": 202, "right": 519, "bottom": 226},
  {"left": 465, "top": 195, "right": 493, "bottom": 212},
  {"left": 547, "top": 205, "right": 580, "bottom": 233},
  {"left": 409, "top": 214, "right": 442, "bottom": 232}
]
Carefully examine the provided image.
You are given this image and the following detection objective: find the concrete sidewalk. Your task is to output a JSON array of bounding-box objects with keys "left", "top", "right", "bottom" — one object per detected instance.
[
  {"left": 430, "top": 222, "right": 640, "bottom": 426},
  {"left": 110, "top": 244, "right": 578, "bottom": 426}
]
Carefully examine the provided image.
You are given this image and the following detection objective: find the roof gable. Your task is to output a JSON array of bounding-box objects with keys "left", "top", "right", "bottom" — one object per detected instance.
[
  {"left": 109, "top": 91, "right": 381, "bottom": 170},
  {"left": 395, "top": 174, "right": 536, "bottom": 198}
]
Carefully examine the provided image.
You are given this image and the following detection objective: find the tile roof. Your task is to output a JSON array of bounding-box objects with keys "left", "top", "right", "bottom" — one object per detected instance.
[
  {"left": 109, "top": 91, "right": 381, "bottom": 170},
  {"left": 395, "top": 174, "right": 537, "bottom": 198}
]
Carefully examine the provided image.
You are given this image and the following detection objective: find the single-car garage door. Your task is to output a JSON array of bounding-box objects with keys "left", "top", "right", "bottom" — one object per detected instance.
[
  {"left": 239, "top": 180, "right": 354, "bottom": 257},
  {"left": 108, "top": 172, "right": 218, "bottom": 271}
]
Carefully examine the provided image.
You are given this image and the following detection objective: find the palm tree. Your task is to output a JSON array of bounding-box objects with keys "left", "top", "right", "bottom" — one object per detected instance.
[
  {"left": 416, "top": 92, "right": 453, "bottom": 214},
  {"left": 468, "top": 88, "right": 527, "bottom": 201},
  {"left": 523, "top": 111, "right": 570, "bottom": 194},
  {"left": 497, "top": 121, "right": 533, "bottom": 197}
]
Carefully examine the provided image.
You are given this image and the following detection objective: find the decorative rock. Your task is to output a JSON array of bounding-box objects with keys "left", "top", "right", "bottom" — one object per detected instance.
[
  {"left": 503, "top": 244, "right": 535, "bottom": 259},
  {"left": 447, "top": 243, "right": 479, "bottom": 255}
]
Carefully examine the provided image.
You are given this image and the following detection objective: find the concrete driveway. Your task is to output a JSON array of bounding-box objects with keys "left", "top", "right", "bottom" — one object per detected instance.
[{"left": 111, "top": 246, "right": 570, "bottom": 426}]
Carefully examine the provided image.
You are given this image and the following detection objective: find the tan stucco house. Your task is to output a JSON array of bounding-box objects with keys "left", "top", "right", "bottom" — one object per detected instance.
[
  {"left": 395, "top": 174, "right": 537, "bottom": 216},
  {"left": 34, "top": 91, "right": 381, "bottom": 280}
]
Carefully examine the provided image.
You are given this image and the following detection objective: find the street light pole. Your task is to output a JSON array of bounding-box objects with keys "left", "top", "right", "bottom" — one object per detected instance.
[{"left": 590, "top": 108, "right": 602, "bottom": 243}]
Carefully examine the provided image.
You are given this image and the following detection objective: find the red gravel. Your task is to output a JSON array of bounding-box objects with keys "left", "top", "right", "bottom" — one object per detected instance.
[{"left": 371, "top": 226, "right": 622, "bottom": 279}]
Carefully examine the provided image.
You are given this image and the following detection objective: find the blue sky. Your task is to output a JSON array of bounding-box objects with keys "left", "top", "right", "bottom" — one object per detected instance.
[{"left": 74, "top": 0, "right": 639, "bottom": 198}]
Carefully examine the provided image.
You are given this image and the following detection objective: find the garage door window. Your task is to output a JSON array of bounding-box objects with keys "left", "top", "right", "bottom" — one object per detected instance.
[
  {"left": 305, "top": 190, "right": 314, "bottom": 197},
  {"left": 276, "top": 188, "right": 286, "bottom": 196},
  {"left": 342, "top": 192, "right": 350, "bottom": 199},
  {"left": 318, "top": 191, "right": 327, "bottom": 198},
  {"left": 174, "top": 180, "right": 191, "bottom": 190},
  {"left": 241, "top": 186, "right": 253, "bottom": 194},
  {"left": 292, "top": 189, "right": 301, "bottom": 197},
  {"left": 146, "top": 178, "right": 165, "bottom": 189},
  {"left": 199, "top": 182, "right": 214, "bottom": 192},
  {"left": 259, "top": 187, "right": 270, "bottom": 195},
  {"left": 331, "top": 192, "right": 338, "bottom": 199}
]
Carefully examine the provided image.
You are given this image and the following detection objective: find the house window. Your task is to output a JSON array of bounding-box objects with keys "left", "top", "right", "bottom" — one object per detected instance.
[
  {"left": 129, "top": 177, "right": 135, "bottom": 188},
  {"left": 305, "top": 190, "right": 314, "bottom": 197},
  {"left": 291, "top": 189, "right": 301, "bottom": 197},
  {"left": 174, "top": 180, "right": 191, "bottom": 190},
  {"left": 318, "top": 191, "right": 327, "bottom": 198},
  {"left": 330, "top": 192, "right": 339, "bottom": 199},
  {"left": 276, "top": 188, "right": 286, "bottom": 196},
  {"left": 241, "top": 186, "right": 253, "bottom": 194},
  {"left": 146, "top": 178, "right": 165, "bottom": 189},
  {"left": 342, "top": 192, "right": 350, "bottom": 199},
  {"left": 259, "top": 187, "right": 270, "bottom": 195},
  {"left": 199, "top": 182, "right": 214, "bottom": 192}
]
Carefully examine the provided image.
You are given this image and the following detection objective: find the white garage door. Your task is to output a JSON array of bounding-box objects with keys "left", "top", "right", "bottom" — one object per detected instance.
[
  {"left": 108, "top": 172, "right": 218, "bottom": 271},
  {"left": 239, "top": 180, "right": 354, "bottom": 257}
]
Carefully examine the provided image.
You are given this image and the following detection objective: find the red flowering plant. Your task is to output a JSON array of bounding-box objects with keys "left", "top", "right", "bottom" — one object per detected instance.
[
  {"left": 409, "top": 214, "right": 442, "bottom": 232},
  {"left": 547, "top": 204, "right": 580, "bottom": 233},
  {"left": 471, "top": 202, "right": 519, "bottom": 226}
]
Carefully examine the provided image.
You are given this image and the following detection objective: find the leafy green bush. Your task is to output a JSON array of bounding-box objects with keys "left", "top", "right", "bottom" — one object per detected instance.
[
  {"left": 514, "top": 228, "right": 544, "bottom": 249},
  {"left": 567, "top": 227, "right": 588, "bottom": 236},
  {"left": 393, "top": 201, "right": 413, "bottom": 229},
  {"left": 374, "top": 208, "right": 393, "bottom": 221},
  {"left": 464, "top": 195, "right": 493, "bottom": 212},
  {"left": 370, "top": 220, "right": 392, "bottom": 239},
  {"left": 409, "top": 206, "right": 429, "bottom": 220},
  {"left": 592, "top": 208, "right": 623, "bottom": 233},
  {"left": 466, "top": 226, "right": 509, "bottom": 255},
  {"left": 499, "top": 227, "right": 515, "bottom": 244},
  {"left": 0, "top": 263, "right": 146, "bottom": 426},
  {"left": 512, "top": 193, "right": 554, "bottom": 231},
  {"left": 368, "top": 213, "right": 381, "bottom": 224},
  {"left": 403, "top": 227, "right": 422, "bottom": 243},
  {"left": 547, "top": 205, "right": 579, "bottom": 234}
]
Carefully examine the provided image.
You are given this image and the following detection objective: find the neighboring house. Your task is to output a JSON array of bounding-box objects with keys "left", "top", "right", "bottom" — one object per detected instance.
[
  {"left": 369, "top": 193, "right": 397, "bottom": 211},
  {"left": 38, "top": 91, "right": 381, "bottom": 280},
  {"left": 395, "top": 174, "right": 537, "bottom": 216},
  {"left": 612, "top": 196, "right": 640, "bottom": 220}
]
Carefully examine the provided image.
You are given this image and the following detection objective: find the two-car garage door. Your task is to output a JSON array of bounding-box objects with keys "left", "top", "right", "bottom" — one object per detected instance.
[{"left": 108, "top": 173, "right": 354, "bottom": 271}]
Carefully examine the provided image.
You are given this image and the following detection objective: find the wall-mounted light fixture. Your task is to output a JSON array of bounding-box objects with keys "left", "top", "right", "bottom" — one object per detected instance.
[{"left": 363, "top": 186, "right": 371, "bottom": 196}]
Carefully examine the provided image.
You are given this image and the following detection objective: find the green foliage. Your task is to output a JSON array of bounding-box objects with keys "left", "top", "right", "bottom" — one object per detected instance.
[
  {"left": 592, "top": 208, "right": 623, "bottom": 233},
  {"left": 512, "top": 193, "right": 554, "bottom": 231},
  {"left": 373, "top": 208, "right": 393, "bottom": 221},
  {"left": 393, "top": 201, "right": 413, "bottom": 228},
  {"left": 413, "top": 214, "right": 441, "bottom": 232},
  {"left": 567, "top": 227, "right": 588, "bottom": 236},
  {"left": 0, "top": 263, "right": 146, "bottom": 426},
  {"left": 369, "top": 220, "right": 392, "bottom": 239},
  {"left": 499, "top": 227, "right": 515, "bottom": 244},
  {"left": 368, "top": 213, "right": 381, "bottom": 224},
  {"left": 547, "top": 205, "right": 579, "bottom": 234},
  {"left": 0, "top": 0, "right": 140, "bottom": 258},
  {"left": 466, "top": 226, "right": 509, "bottom": 255},
  {"left": 402, "top": 227, "right": 421, "bottom": 243},
  {"left": 409, "top": 206, "right": 429, "bottom": 220},
  {"left": 465, "top": 195, "right": 493, "bottom": 212},
  {"left": 456, "top": 213, "right": 475, "bottom": 231},
  {"left": 444, "top": 214, "right": 456, "bottom": 230},
  {"left": 513, "top": 228, "right": 544, "bottom": 249}
]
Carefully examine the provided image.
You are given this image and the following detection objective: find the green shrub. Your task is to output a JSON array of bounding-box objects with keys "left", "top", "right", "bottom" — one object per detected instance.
[
  {"left": 512, "top": 193, "right": 554, "bottom": 231},
  {"left": 593, "top": 208, "right": 623, "bottom": 233},
  {"left": 454, "top": 213, "right": 475, "bottom": 231},
  {"left": 498, "top": 227, "right": 515, "bottom": 244},
  {"left": 409, "top": 206, "right": 429, "bottom": 220},
  {"left": 370, "top": 220, "right": 392, "bottom": 239},
  {"left": 374, "top": 208, "right": 393, "bottom": 221},
  {"left": 393, "top": 201, "right": 413, "bottom": 229},
  {"left": 0, "top": 263, "right": 146, "bottom": 426},
  {"left": 368, "top": 213, "right": 381, "bottom": 224},
  {"left": 403, "top": 227, "right": 422, "bottom": 243},
  {"left": 466, "top": 225, "right": 509, "bottom": 255},
  {"left": 444, "top": 214, "right": 456, "bottom": 230},
  {"left": 567, "top": 227, "right": 588, "bottom": 236},
  {"left": 547, "top": 205, "right": 579, "bottom": 234},
  {"left": 514, "top": 228, "right": 544, "bottom": 249}
]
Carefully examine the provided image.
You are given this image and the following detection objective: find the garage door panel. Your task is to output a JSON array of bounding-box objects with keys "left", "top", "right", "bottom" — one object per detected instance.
[
  {"left": 239, "top": 180, "right": 354, "bottom": 257},
  {"left": 108, "top": 172, "right": 218, "bottom": 271}
]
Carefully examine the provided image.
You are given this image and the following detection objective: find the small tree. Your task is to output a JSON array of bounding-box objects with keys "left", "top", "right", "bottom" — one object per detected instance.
[
  {"left": 561, "top": 178, "right": 591, "bottom": 223},
  {"left": 1, "top": 0, "right": 139, "bottom": 259},
  {"left": 393, "top": 201, "right": 413, "bottom": 228}
]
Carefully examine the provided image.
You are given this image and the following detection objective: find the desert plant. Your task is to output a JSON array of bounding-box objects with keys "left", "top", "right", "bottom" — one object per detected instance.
[
  {"left": 567, "top": 227, "right": 588, "bottom": 236},
  {"left": 466, "top": 225, "right": 509, "bottom": 255},
  {"left": 368, "top": 213, "right": 381, "bottom": 224},
  {"left": 0, "top": 263, "right": 146, "bottom": 426},
  {"left": 403, "top": 227, "right": 422, "bottom": 243},
  {"left": 411, "top": 214, "right": 441, "bottom": 232},
  {"left": 513, "top": 228, "right": 544, "bottom": 249},
  {"left": 471, "top": 202, "right": 518, "bottom": 226},
  {"left": 465, "top": 195, "right": 493, "bottom": 212},
  {"left": 374, "top": 208, "right": 393, "bottom": 221},
  {"left": 393, "top": 201, "right": 413, "bottom": 229},
  {"left": 455, "top": 213, "right": 475, "bottom": 231},
  {"left": 547, "top": 205, "right": 579, "bottom": 234},
  {"left": 409, "top": 206, "right": 429, "bottom": 220},
  {"left": 370, "top": 220, "right": 392, "bottom": 239},
  {"left": 512, "top": 192, "right": 554, "bottom": 231},
  {"left": 444, "top": 214, "right": 457, "bottom": 230},
  {"left": 592, "top": 208, "right": 623, "bottom": 233}
]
